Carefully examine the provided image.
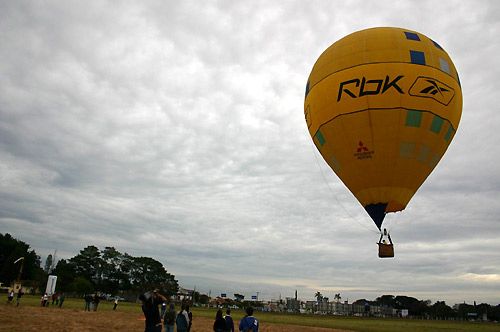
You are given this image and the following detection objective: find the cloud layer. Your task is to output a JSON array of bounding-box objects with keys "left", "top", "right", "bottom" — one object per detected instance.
[{"left": 1, "top": 0, "right": 499, "bottom": 304}]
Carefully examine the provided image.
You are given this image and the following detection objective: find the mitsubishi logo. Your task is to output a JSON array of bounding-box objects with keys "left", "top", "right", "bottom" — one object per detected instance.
[
  {"left": 357, "top": 141, "right": 369, "bottom": 152},
  {"left": 409, "top": 76, "right": 455, "bottom": 105},
  {"left": 354, "top": 141, "right": 374, "bottom": 159}
]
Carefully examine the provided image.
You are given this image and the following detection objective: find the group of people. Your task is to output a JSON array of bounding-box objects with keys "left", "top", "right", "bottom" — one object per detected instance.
[
  {"left": 140, "top": 290, "right": 259, "bottom": 332},
  {"left": 213, "top": 308, "right": 234, "bottom": 332},
  {"left": 39, "top": 292, "right": 65, "bottom": 307},
  {"left": 83, "top": 293, "right": 101, "bottom": 311},
  {"left": 140, "top": 289, "right": 188, "bottom": 332},
  {"left": 6, "top": 289, "right": 24, "bottom": 306},
  {"left": 213, "top": 307, "right": 258, "bottom": 332}
]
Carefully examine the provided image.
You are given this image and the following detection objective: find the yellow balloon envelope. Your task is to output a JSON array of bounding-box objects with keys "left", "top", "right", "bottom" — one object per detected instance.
[{"left": 304, "top": 27, "right": 462, "bottom": 229}]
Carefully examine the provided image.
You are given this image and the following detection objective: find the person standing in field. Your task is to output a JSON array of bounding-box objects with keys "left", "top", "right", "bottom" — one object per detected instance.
[
  {"left": 93, "top": 293, "right": 100, "bottom": 311},
  {"left": 15, "top": 289, "right": 24, "bottom": 306},
  {"left": 7, "top": 290, "right": 14, "bottom": 304},
  {"left": 186, "top": 304, "right": 193, "bottom": 332},
  {"left": 84, "top": 294, "right": 92, "bottom": 311},
  {"left": 163, "top": 303, "right": 176, "bottom": 332},
  {"left": 113, "top": 297, "right": 118, "bottom": 310},
  {"left": 140, "top": 289, "right": 168, "bottom": 332},
  {"left": 58, "top": 292, "right": 65, "bottom": 308},
  {"left": 176, "top": 305, "right": 189, "bottom": 332},
  {"left": 239, "top": 307, "right": 259, "bottom": 332},
  {"left": 41, "top": 293, "right": 49, "bottom": 307},
  {"left": 213, "top": 308, "right": 227, "bottom": 332},
  {"left": 225, "top": 308, "right": 235, "bottom": 332}
]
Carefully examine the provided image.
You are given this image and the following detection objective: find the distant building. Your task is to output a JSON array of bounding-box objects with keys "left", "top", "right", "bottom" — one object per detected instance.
[
  {"left": 176, "top": 287, "right": 193, "bottom": 302},
  {"left": 286, "top": 297, "right": 301, "bottom": 312},
  {"left": 302, "top": 298, "right": 400, "bottom": 318},
  {"left": 263, "top": 300, "right": 282, "bottom": 312},
  {"left": 209, "top": 296, "right": 231, "bottom": 307}
]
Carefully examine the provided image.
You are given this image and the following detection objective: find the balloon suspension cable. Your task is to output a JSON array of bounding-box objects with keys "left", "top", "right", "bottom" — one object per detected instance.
[
  {"left": 309, "top": 141, "right": 379, "bottom": 234},
  {"left": 380, "top": 213, "right": 405, "bottom": 237}
]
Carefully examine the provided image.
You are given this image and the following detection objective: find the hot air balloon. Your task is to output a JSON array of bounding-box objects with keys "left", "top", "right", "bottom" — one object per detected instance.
[{"left": 304, "top": 27, "right": 462, "bottom": 257}]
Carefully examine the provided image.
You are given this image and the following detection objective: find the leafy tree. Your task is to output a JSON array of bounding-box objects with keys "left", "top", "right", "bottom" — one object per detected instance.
[
  {"left": 69, "top": 245, "right": 103, "bottom": 285},
  {"left": 488, "top": 304, "right": 500, "bottom": 321},
  {"left": 0, "top": 233, "right": 44, "bottom": 285},
  {"left": 394, "top": 295, "right": 417, "bottom": 309},
  {"left": 100, "top": 246, "right": 125, "bottom": 294},
  {"left": 2, "top": 237, "right": 179, "bottom": 297},
  {"left": 234, "top": 293, "right": 244, "bottom": 302},
  {"left": 192, "top": 290, "right": 201, "bottom": 303},
  {"left": 392, "top": 295, "right": 430, "bottom": 316},
  {"left": 243, "top": 300, "right": 263, "bottom": 308},
  {"left": 376, "top": 295, "right": 396, "bottom": 307},
  {"left": 52, "top": 259, "right": 77, "bottom": 292},
  {"left": 115, "top": 252, "right": 132, "bottom": 291},
  {"left": 429, "top": 301, "right": 455, "bottom": 319},
  {"left": 476, "top": 303, "right": 490, "bottom": 319},
  {"left": 334, "top": 293, "right": 341, "bottom": 303},
  {"left": 53, "top": 246, "right": 178, "bottom": 296},
  {"left": 199, "top": 294, "right": 210, "bottom": 305},
  {"left": 128, "top": 256, "right": 178, "bottom": 295},
  {"left": 70, "top": 276, "right": 94, "bottom": 295},
  {"left": 457, "top": 302, "right": 476, "bottom": 319}
]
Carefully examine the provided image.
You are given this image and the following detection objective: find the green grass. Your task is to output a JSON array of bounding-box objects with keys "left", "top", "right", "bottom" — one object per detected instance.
[
  {"left": 193, "top": 307, "right": 500, "bottom": 332},
  {"left": 17, "top": 294, "right": 141, "bottom": 313},
  {"left": 14, "top": 296, "right": 500, "bottom": 332}
]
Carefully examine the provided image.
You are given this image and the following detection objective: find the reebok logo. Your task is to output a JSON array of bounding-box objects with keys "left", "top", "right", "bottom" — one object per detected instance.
[{"left": 409, "top": 77, "right": 455, "bottom": 105}]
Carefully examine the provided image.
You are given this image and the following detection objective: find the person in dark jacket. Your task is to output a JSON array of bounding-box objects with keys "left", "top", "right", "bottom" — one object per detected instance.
[
  {"left": 93, "top": 293, "right": 100, "bottom": 311},
  {"left": 15, "top": 289, "right": 24, "bottom": 307},
  {"left": 58, "top": 292, "right": 65, "bottom": 308},
  {"left": 186, "top": 304, "right": 193, "bottom": 331},
  {"left": 84, "top": 294, "right": 92, "bottom": 311},
  {"left": 176, "top": 307, "right": 189, "bottom": 332},
  {"left": 140, "top": 290, "right": 167, "bottom": 332},
  {"left": 225, "top": 308, "right": 235, "bottom": 332},
  {"left": 163, "top": 303, "right": 176, "bottom": 332},
  {"left": 213, "top": 309, "right": 227, "bottom": 332}
]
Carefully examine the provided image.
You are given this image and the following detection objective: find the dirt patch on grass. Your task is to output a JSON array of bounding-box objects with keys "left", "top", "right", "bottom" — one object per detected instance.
[{"left": 0, "top": 304, "right": 349, "bottom": 331}]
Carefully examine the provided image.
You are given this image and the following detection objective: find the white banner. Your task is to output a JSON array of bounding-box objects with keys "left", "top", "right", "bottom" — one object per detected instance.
[{"left": 45, "top": 275, "right": 57, "bottom": 295}]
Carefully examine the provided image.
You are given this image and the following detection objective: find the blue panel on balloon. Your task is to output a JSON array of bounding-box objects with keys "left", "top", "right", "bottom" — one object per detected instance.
[
  {"left": 410, "top": 50, "right": 426, "bottom": 65},
  {"left": 404, "top": 32, "right": 420, "bottom": 41}
]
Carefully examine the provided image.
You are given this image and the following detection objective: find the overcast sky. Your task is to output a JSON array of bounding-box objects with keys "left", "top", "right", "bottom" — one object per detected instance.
[{"left": 1, "top": 0, "right": 499, "bottom": 305}]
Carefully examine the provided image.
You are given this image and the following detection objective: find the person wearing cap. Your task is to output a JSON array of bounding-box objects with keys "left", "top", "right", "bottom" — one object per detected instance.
[{"left": 140, "top": 289, "right": 168, "bottom": 332}]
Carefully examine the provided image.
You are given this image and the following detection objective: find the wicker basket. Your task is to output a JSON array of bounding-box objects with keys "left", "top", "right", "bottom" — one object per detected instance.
[{"left": 378, "top": 243, "right": 394, "bottom": 258}]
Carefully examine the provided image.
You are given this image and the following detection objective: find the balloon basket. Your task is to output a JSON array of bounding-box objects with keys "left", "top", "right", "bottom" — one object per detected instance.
[{"left": 378, "top": 243, "right": 394, "bottom": 258}]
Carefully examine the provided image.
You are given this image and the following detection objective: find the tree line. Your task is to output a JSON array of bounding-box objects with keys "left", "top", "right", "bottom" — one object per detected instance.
[
  {"left": 315, "top": 291, "right": 500, "bottom": 321},
  {"left": 2, "top": 232, "right": 500, "bottom": 320},
  {"left": 0, "top": 233, "right": 178, "bottom": 297},
  {"left": 372, "top": 294, "right": 500, "bottom": 321}
]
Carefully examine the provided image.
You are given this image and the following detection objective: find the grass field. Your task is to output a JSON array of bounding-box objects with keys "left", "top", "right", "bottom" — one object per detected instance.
[{"left": 1, "top": 295, "right": 499, "bottom": 332}]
